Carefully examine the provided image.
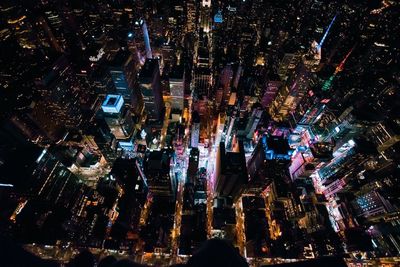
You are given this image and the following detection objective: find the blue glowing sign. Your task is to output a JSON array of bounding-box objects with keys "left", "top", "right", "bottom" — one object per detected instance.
[
  {"left": 214, "top": 10, "right": 223, "bottom": 23},
  {"left": 101, "top": 94, "right": 124, "bottom": 114},
  {"left": 119, "top": 139, "right": 134, "bottom": 151}
]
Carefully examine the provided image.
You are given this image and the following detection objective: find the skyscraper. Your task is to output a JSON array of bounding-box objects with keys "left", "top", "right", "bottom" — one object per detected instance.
[
  {"left": 185, "top": 0, "right": 197, "bottom": 33},
  {"left": 139, "top": 59, "right": 165, "bottom": 123},
  {"left": 261, "top": 75, "right": 282, "bottom": 111},
  {"left": 108, "top": 51, "right": 137, "bottom": 100},
  {"left": 144, "top": 150, "right": 176, "bottom": 197},
  {"left": 100, "top": 94, "right": 135, "bottom": 151},
  {"left": 215, "top": 141, "right": 248, "bottom": 202},
  {"left": 193, "top": 68, "right": 212, "bottom": 98},
  {"left": 169, "top": 65, "right": 185, "bottom": 111},
  {"left": 191, "top": 111, "right": 200, "bottom": 148},
  {"left": 200, "top": 0, "right": 212, "bottom": 33},
  {"left": 30, "top": 55, "right": 83, "bottom": 141}
]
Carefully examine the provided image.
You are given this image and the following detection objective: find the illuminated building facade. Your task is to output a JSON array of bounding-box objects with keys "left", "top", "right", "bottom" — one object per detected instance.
[
  {"left": 369, "top": 120, "right": 400, "bottom": 154},
  {"left": 30, "top": 56, "right": 84, "bottom": 141},
  {"left": 193, "top": 68, "right": 212, "bottom": 98},
  {"left": 289, "top": 141, "right": 333, "bottom": 181},
  {"left": 200, "top": 0, "right": 212, "bottom": 33},
  {"left": 108, "top": 51, "right": 137, "bottom": 100},
  {"left": 0, "top": 0, "right": 399, "bottom": 262},
  {"left": 191, "top": 111, "right": 200, "bottom": 148},
  {"left": 169, "top": 65, "right": 185, "bottom": 111},
  {"left": 261, "top": 78, "right": 282, "bottom": 111},
  {"left": 352, "top": 190, "right": 393, "bottom": 218},
  {"left": 278, "top": 53, "right": 301, "bottom": 82},
  {"left": 101, "top": 94, "right": 135, "bottom": 151},
  {"left": 303, "top": 15, "right": 337, "bottom": 72},
  {"left": 2, "top": 146, "right": 92, "bottom": 243},
  {"left": 318, "top": 139, "right": 376, "bottom": 188},
  {"left": 185, "top": 0, "right": 197, "bottom": 33}
]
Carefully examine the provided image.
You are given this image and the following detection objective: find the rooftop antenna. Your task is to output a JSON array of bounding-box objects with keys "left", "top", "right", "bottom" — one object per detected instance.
[
  {"left": 317, "top": 14, "right": 337, "bottom": 51},
  {"left": 322, "top": 45, "right": 355, "bottom": 91}
]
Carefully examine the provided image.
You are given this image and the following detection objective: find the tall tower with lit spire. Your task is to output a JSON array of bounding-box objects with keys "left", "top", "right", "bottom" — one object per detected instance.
[
  {"left": 139, "top": 19, "right": 152, "bottom": 59},
  {"left": 322, "top": 46, "right": 355, "bottom": 91},
  {"left": 316, "top": 15, "right": 337, "bottom": 52},
  {"left": 303, "top": 15, "right": 337, "bottom": 72}
]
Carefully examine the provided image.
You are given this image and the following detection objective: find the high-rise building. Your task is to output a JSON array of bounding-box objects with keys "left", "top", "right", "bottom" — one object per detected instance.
[
  {"left": 100, "top": 94, "right": 135, "bottom": 151},
  {"left": 246, "top": 140, "right": 269, "bottom": 193},
  {"left": 191, "top": 111, "right": 201, "bottom": 148},
  {"left": 32, "top": 149, "right": 85, "bottom": 209},
  {"left": 139, "top": 59, "right": 164, "bottom": 123},
  {"left": 219, "top": 64, "right": 234, "bottom": 102},
  {"left": 261, "top": 76, "right": 282, "bottom": 111},
  {"left": 37, "top": 16, "right": 63, "bottom": 52},
  {"left": 303, "top": 15, "right": 337, "bottom": 72},
  {"left": 270, "top": 63, "right": 312, "bottom": 121},
  {"left": 233, "top": 65, "right": 243, "bottom": 89},
  {"left": 193, "top": 68, "right": 212, "bottom": 98},
  {"left": 187, "top": 148, "right": 200, "bottom": 184},
  {"left": 215, "top": 141, "right": 248, "bottom": 202},
  {"left": 169, "top": 65, "right": 185, "bottom": 111},
  {"left": 213, "top": 10, "right": 223, "bottom": 24},
  {"left": 320, "top": 138, "right": 377, "bottom": 196},
  {"left": 108, "top": 51, "right": 137, "bottom": 100},
  {"left": 143, "top": 150, "right": 177, "bottom": 198},
  {"left": 200, "top": 0, "right": 212, "bottom": 33},
  {"left": 369, "top": 120, "right": 400, "bottom": 154},
  {"left": 93, "top": 125, "right": 120, "bottom": 164},
  {"left": 31, "top": 56, "right": 83, "bottom": 141},
  {"left": 185, "top": 0, "right": 197, "bottom": 33},
  {"left": 278, "top": 53, "right": 301, "bottom": 82},
  {"left": 289, "top": 141, "right": 334, "bottom": 181},
  {"left": 352, "top": 190, "right": 393, "bottom": 219},
  {"left": 243, "top": 108, "right": 265, "bottom": 140},
  {"left": 1, "top": 145, "right": 86, "bottom": 213},
  {"left": 2, "top": 114, "right": 44, "bottom": 144},
  {"left": 1, "top": 145, "right": 90, "bottom": 242},
  {"left": 110, "top": 158, "right": 148, "bottom": 199},
  {"left": 193, "top": 98, "right": 212, "bottom": 145},
  {"left": 262, "top": 134, "right": 293, "bottom": 161},
  {"left": 196, "top": 46, "right": 210, "bottom": 68}
]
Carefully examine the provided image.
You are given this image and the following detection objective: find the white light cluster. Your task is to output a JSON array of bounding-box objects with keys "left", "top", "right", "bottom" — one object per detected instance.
[{"left": 89, "top": 48, "right": 105, "bottom": 62}]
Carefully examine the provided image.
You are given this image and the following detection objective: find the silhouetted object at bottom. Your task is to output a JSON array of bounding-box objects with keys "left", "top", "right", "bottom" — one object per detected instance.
[
  {"left": 187, "top": 239, "right": 249, "bottom": 267},
  {"left": 98, "top": 255, "right": 117, "bottom": 267},
  {"left": 0, "top": 237, "right": 59, "bottom": 267},
  {"left": 112, "top": 259, "right": 147, "bottom": 267},
  {"left": 0, "top": 237, "right": 348, "bottom": 267},
  {"left": 67, "top": 250, "right": 95, "bottom": 267}
]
